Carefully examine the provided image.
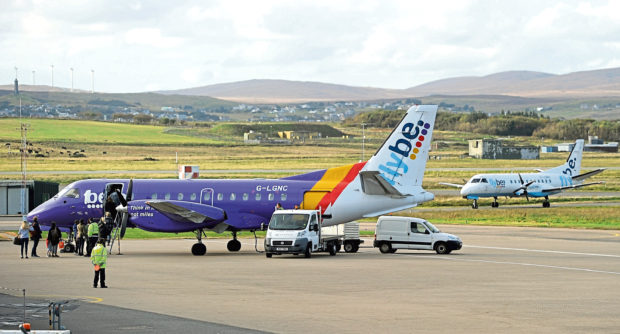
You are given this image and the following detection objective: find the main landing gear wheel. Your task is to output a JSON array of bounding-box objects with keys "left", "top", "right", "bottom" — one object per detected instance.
[
  {"left": 227, "top": 239, "right": 242, "bottom": 252},
  {"left": 191, "top": 243, "right": 206, "bottom": 256},
  {"left": 472, "top": 199, "right": 479, "bottom": 209},
  {"left": 543, "top": 201, "right": 551, "bottom": 208},
  {"left": 192, "top": 228, "right": 206, "bottom": 256}
]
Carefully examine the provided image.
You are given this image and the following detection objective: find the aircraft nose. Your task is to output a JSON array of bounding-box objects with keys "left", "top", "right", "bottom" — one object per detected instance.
[{"left": 460, "top": 185, "right": 469, "bottom": 196}]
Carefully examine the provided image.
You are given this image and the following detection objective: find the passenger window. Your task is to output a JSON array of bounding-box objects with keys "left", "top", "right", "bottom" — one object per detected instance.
[
  {"left": 151, "top": 193, "right": 158, "bottom": 199},
  {"left": 268, "top": 193, "right": 274, "bottom": 201},
  {"left": 281, "top": 193, "right": 287, "bottom": 201},
  {"left": 255, "top": 193, "right": 261, "bottom": 201},
  {"left": 217, "top": 193, "right": 223, "bottom": 201},
  {"left": 190, "top": 193, "right": 196, "bottom": 201},
  {"left": 230, "top": 193, "right": 236, "bottom": 201},
  {"left": 177, "top": 193, "right": 184, "bottom": 200},
  {"left": 410, "top": 222, "right": 416, "bottom": 232},
  {"left": 204, "top": 192, "right": 211, "bottom": 201},
  {"left": 165, "top": 193, "right": 171, "bottom": 200},
  {"left": 243, "top": 193, "right": 249, "bottom": 201}
]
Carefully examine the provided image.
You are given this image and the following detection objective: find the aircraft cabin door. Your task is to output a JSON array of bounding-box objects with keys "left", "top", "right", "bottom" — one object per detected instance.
[{"left": 104, "top": 183, "right": 125, "bottom": 217}]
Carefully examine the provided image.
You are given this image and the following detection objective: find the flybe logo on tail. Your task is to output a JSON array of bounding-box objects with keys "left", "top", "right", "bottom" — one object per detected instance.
[{"left": 378, "top": 119, "right": 431, "bottom": 185}]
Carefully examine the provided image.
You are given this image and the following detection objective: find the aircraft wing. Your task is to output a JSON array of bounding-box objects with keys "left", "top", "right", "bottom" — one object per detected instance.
[
  {"left": 542, "top": 181, "right": 604, "bottom": 193},
  {"left": 438, "top": 182, "right": 464, "bottom": 188},
  {"left": 572, "top": 168, "right": 605, "bottom": 182},
  {"left": 146, "top": 200, "right": 226, "bottom": 225}
]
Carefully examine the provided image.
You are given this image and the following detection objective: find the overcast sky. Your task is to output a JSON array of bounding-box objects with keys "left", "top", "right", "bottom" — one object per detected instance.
[{"left": 2, "top": 0, "right": 619, "bottom": 93}]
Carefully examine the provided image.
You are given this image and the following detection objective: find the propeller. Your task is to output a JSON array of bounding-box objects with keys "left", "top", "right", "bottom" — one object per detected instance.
[
  {"left": 119, "top": 179, "right": 132, "bottom": 238},
  {"left": 515, "top": 173, "right": 535, "bottom": 201}
]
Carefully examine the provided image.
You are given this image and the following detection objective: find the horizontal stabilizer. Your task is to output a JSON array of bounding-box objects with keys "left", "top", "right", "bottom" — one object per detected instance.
[
  {"left": 572, "top": 168, "right": 605, "bottom": 182},
  {"left": 360, "top": 171, "right": 406, "bottom": 196},
  {"left": 439, "top": 182, "right": 464, "bottom": 188},
  {"left": 542, "top": 181, "right": 604, "bottom": 193}
]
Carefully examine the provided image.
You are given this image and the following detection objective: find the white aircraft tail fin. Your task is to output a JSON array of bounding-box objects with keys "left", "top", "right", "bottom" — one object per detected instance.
[
  {"left": 544, "top": 139, "right": 584, "bottom": 177},
  {"left": 362, "top": 105, "right": 437, "bottom": 195}
]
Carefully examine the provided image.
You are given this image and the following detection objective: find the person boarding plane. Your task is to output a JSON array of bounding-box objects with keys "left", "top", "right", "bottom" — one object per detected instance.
[
  {"left": 27, "top": 105, "right": 438, "bottom": 255},
  {"left": 440, "top": 139, "right": 605, "bottom": 208}
]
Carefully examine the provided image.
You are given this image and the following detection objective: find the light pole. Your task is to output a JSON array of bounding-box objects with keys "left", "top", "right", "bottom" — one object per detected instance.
[
  {"left": 14, "top": 66, "right": 18, "bottom": 79},
  {"left": 90, "top": 69, "right": 94, "bottom": 93},
  {"left": 50, "top": 65, "right": 54, "bottom": 88}
]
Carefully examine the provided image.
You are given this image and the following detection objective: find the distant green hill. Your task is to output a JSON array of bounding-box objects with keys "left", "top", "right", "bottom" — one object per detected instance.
[
  {"left": 0, "top": 90, "right": 235, "bottom": 110},
  {"left": 209, "top": 123, "right": 346, "bottom": 137}
]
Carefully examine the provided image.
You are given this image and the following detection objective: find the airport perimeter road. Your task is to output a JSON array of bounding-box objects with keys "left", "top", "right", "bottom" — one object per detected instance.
[{"left": 1, "top": 226, "right": 620, "bottom": 333}]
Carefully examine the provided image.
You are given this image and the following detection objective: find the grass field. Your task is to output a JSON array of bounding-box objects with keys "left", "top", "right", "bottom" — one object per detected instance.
[{"left": 1, "top": 118, "right": 619, "bottom": 231}]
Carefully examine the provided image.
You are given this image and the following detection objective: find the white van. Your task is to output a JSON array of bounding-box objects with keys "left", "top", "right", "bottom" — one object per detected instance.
[{"left": 373, "top": 216, "right": 462, "bottom": 254}]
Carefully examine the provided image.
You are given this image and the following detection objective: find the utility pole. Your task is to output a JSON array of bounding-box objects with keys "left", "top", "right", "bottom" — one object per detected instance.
[
  {"left": 50, "top": 65, "right": 54, "bottom": 88},
  {"left": 90, "top": 69, "right": 94, "bottom": 93}
]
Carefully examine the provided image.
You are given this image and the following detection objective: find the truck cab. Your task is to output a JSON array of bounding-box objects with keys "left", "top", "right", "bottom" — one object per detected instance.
[
  {"left": 373, "top": 216, "right": 462, "bottom": 254},
  {"left": 265, "top": 210, "right": 340, "bottom": 258}
]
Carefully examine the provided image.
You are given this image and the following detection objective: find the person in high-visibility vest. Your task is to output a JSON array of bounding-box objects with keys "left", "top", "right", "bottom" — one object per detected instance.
[
  {"left": 90, "top": 238, "right": 108, "bottom": 288},
  {"left": 86, "top": 218, "right": 99, "bottom": 257}
]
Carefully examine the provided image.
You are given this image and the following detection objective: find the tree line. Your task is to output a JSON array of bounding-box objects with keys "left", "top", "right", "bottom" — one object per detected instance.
[{"left": 344, "top": 110, "right": 620, "bottom": 142}]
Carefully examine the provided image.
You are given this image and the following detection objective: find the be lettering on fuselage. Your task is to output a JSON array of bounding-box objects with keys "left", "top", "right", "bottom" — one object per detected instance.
[
  {"left": 84, "top": 189, "right": 105, "bottom": 209},
  {"left": 379, "top": 120, "right": 431, "bottom": 185}
]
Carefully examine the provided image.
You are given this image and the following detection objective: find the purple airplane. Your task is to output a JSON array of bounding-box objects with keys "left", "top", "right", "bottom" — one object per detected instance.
[{"left": 27, "top": 105, "right": 438, "bottom": 255}]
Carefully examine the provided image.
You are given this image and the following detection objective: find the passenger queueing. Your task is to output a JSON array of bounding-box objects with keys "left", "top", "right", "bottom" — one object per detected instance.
[
  {"left": 86, "top": 218, "right": 99, "bottom": 257},
  {"left": 46, "top": 222, "right": 62, "bottom": 257},
  {"left": 76, "top": 219, "right": 86, "bottom": 256},
  {"left": 18, "top": 221, "right": 30, "bottom": 259},
  {"left": 30, "top": 217, "right": 42, "bottom": 257},
  {"left": 99, "top": 212, "right": 114, "bottom": 245},
  {"left": 91, "top": 238, "right": 108, "bottom": 288},
  {"left": 72, "top": 220, "right": 78, "bottom": 254}
]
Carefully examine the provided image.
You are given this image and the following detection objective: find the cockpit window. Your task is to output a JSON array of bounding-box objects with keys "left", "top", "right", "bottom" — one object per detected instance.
[
  {"left": 471, "top": 178, "right": 481, "bottom": 183},
  {"left": 481, "top": 178, "right": 488, "bottom": 183},
  {"left": 63, "top": 188, "right": 80, "bottom": 198}
]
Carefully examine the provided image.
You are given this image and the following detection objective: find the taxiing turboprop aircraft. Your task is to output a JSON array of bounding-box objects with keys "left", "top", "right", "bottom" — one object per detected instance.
[
  {"left": 27, "top": 105, "right": 438, "bottom": 255},
  {"left": 440, "top": 139, "right": 605, "bottom": 209}
]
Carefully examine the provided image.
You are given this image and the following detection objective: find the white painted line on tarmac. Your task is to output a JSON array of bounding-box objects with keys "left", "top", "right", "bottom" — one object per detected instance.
[
  {"left": 465, "top": 245, "right": 620, "bottom": 258},
  {"left": 431, "top": 256, "right": 620, "bottom": 276}
]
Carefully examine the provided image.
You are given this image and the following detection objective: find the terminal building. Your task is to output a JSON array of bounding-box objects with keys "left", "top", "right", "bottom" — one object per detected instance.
[
  {"left": 468, "top": 139, "right": 539, "bottom": 160},
  {"left": 0, "top": 180, "right": 59, "bottom": 215}
]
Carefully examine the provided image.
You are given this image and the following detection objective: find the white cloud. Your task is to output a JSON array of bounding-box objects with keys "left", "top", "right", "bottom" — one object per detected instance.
[{"left": 1, "top": 0, "right": 619, "bottom": 92}]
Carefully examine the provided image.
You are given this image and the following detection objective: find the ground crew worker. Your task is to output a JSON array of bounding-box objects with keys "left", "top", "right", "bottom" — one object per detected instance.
[
  {"left": 91, "top": 238, "right": 108, "bottom": 288},
  {"left": 86, "top": 218, "right": 99, "bottom": 257}
]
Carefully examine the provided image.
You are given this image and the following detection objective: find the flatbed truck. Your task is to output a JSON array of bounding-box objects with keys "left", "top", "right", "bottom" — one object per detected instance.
[{"left": 264, "top": 209, "right": 362, "bottom": 258}]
